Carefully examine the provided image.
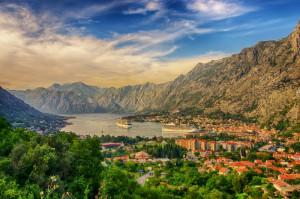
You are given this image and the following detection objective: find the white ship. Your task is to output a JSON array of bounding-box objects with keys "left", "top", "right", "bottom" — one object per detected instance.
[
  {"left": 162, "top": 123, "right": 198, "bottom": 132},
  {"left": 116, "top": 119, "right": 132, "bottom": 128}
]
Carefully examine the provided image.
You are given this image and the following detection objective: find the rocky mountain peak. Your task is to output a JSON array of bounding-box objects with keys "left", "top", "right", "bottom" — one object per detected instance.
[
  {"left": 10, "top": 21, "right": 300, "bottom": 125},
  {"left": 295, "top": 20, "right": 300, "bottom": 32},
  {"left": 48, "top": 83, "right": 61, "bottom": 90},
  {"left": 288, "top": 20, "right": 300, "bottom": 52}
]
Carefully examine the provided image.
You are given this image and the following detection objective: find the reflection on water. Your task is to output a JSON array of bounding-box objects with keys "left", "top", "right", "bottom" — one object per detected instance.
[{"left": 60, "top": 113, "right": 163, "bottom": 138}]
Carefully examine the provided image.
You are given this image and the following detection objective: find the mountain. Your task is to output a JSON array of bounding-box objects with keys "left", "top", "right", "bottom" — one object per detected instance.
[
  {"left": 10, "top": 85, "right": 103, "bottom": 114},
  {"left": 0, "top": 86, "right": 64, "bottom": 129},
  {"left": 10, "top": 21, "right": 300, "bottom": 126}
]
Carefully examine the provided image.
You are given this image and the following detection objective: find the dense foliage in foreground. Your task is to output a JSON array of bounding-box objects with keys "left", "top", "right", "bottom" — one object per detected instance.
[
  {"left": 1, "top": 117, "right": 299, "bottom": 199},
  {"left": 0, "top": 117, "right": 180, "bottom": 198},
  {"left": 0, "top": 117, "right": 104, "bottom": 198}
]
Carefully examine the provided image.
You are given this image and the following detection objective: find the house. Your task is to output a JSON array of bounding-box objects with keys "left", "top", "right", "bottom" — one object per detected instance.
[
  {"left": 237, "top": 168, "right": 249, "bottom": 175},
  {"left": 266, "top": 177, "right": 275, "bottom": 183},
  {"left": 161, "top": 140, "right": 168, "bottom": 145},
  {"left": 273, "top": 180, "right": 296, "bottom": 198},
  {"left": 210, "top": 166, "right": 222, "bottom": 171},
  {"left": 198, "top": 166, "right": 206, "bottom": 172},
  {"left": 277, "top": 148, "right": 285, "bottom": 152},
  {"left": 259, "top": 145, "right": 276, "bottom": 153},
  {"left": 219, "top": 167, "right": 230, "bottom": 175},
  {"left": 254, "top": 168, "right": 262, "bottom": 174},
  {"left": 279, "top": 174, "right": 300, "bottom": 181},
  {"left": 113, "top": 156, "right": 130, "bottom": 163},
  {"left": 291, "top": 152, "right": 300, "bottom": 161},
  {"left": 131, "top": 151, "right": 150, "bottom": 163},
  {"left": 273, "top": 179, "right": 287, "bottom": 188},
  {"left": 254, "top": 160, "right": 264, "bottom": 165},
  {"left": 288, "top": 160, "right": 300, "bottom": 168},
  {"left": 266, "top": 160, "right": 275, "bottom": 165}
]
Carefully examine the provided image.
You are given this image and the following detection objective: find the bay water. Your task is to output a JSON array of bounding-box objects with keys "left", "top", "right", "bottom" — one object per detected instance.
[{"left": 60, "top": 113, "right": 164, "bottom": 138}]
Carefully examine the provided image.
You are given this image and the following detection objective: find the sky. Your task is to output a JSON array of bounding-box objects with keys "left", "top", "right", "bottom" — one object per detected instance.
[{"left": 0, "top": 0, "right": 299, "bottom": 90}]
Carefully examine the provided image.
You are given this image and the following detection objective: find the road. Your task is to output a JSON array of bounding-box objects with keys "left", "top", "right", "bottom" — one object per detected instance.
[{"left": 137, "top": 173, "right": 150, "bottom": 186}]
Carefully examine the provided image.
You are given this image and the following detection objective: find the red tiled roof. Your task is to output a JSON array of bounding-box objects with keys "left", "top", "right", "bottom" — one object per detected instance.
[
  {"left": 254, "top": 168, "right": 262, "bottom": 174},
  {"left": 254, "top": 160, "right": 263, "bottom": 164},
  {"left": 114, "top": 156, "right": 130, "bottom": 161},
  {"left": 274, "top": 179, "right": 287, "bottom": 187},
  {"left": 238, "top": 168, "right": 249, "bottom": 174},
  {"left": 279, "top": 174, "right": 300, "bottom": 180},
  {"left": 219, "top": 167, "right": 229, "bottom": 173},
  {"left": 267, "top": 177, "right": 275, "bottom": 183}
]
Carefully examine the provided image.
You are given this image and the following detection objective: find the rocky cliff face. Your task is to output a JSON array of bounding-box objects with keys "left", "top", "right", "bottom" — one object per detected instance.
[{"left": 10, "top": 21, "right": 300, "bottom": 125}]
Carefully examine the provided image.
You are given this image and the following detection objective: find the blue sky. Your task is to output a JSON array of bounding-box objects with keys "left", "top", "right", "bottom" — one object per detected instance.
[{"left": 0, "top": 0, "right": 299, "bottom": 89}]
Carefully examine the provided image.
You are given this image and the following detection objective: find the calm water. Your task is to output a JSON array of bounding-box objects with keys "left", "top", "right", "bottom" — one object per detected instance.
[{"left": 60, "top": 113, "right": 164, "bottom": 138}]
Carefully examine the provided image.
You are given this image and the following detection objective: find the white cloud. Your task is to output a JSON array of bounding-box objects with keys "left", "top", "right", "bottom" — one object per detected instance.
[
  {"left": 0, "top": 4, "right": 228, "bottom": 90},
  {"left": 124, "top": 0, "right": 162, "bottom": 15},
  {"left": 113, "top": 19, "right": 213, "bottom": 55},
  {"left": 186, "top": 0, "right": 255, "bottom": 20}
]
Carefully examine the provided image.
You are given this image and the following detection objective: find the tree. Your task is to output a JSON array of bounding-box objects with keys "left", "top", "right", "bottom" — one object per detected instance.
[
  {"left": 154, "top": 168, "right": 161, "bottom": 178},
  {"left": 71, "top": 137, "right": 104, "bottom": 180},
  {"left": 194, "top": 152, "right": 200, "bottom": 157},
  {"left": 250, "top": 176, "right": 261, "bottom": 186},
  {"left": 232, "top": 175, "right": 248, "bottom": 193},
  {"left": 293, "top": 164, "right": 300, "bottom": 173},
  {"left": 209, "top": 189, "right": 224, "bottom": 199},
  {"left": 165, "top": 161, "right": 173, "bottom": 169},
  {"left": 68, "top": 176, "right": 91, "bottom": 199},
  {"left": 126, "top": 160, "right": 137, "bottom": 172},
  {"left": 113, "top": 159, "right": 125, "bottom": 168},
  {"left": 10, "top": 142, "right": 57, "bottom": 187},
  {"left": 243, "top": 185, "right": 252, "bottom": 195},
  {"left": 102, "top": 167, "right": 139, "bottom": 198},
  {"left": 70, "top": 137, "right": 104, "bottom": 197},
  {"left": 0, "top": 117, "right": 11, "bottom": 130},
  {"left": 251, "top": 187, "right": 263, "bottom": 198},
  {"left": 291, "top": 190, "right": 300, "bottom": 199}
]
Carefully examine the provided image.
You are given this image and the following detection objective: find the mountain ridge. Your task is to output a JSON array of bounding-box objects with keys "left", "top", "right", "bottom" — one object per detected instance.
[
  {"left": 9, "top": 20, "right": 300, "bottom": 126},
  {"left": 0, "top": 86, "right": 64, "bottom": 129}
]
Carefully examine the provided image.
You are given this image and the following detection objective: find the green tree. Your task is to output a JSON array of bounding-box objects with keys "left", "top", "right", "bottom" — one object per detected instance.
[
  {"left": 0, "top": 117, "right": 11, "bottom": 130},
  {"left": 102, "top": 167, "right": 139, "bottom": 198},
  {"left": 70, "top": 137, "right": 104, "bottom": 197},
  {"left": 68, "top": 176, "right": 91, "bottom": 199},
  {"left": 113, "top": 159, "right": 125, "bottom": 168},
  {"left": 291, "top": 190, "right": 300, "bottom": 199},
  {"left": 232, "top": 175, "right": 248, "bottom": 193},
  {"left": 243, "top": 185, "right": 252, "bottom": 195},
  {"left": 154, "top": 168, "right": 161, "bottom": 178},
  {"left": 251, "top": 187, "right": 263, "bottom": 198},
  {"left": 250, "top": 176, "right": 261, "bottom": 186},
  {"left": 126, "top": 160, "right": 137, "bottom": 172},
  {"left": 209, "top": 189, "right": 224, "bottom": 199}
]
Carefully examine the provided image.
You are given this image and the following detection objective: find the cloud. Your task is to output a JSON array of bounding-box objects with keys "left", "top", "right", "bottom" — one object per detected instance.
[
  {"left": 124, "top": 0, "right": 163, "bottom": 15},
  {"left": 185, "top": 0, "right": 255, "bottom": 20},
  {"left": 113, "top": 19, "right": 213, "bottom": 55},
  {"left": 0, "top": 4, "right": 228, "bottom": 90}
]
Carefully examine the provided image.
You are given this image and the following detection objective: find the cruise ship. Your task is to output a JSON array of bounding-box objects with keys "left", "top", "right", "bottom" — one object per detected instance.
[
  {"left": 162, "top": 123, "right": 198, "bottom": 132},
  {"left": 116, "top": 119, "right": 132, "bottom": 128}
]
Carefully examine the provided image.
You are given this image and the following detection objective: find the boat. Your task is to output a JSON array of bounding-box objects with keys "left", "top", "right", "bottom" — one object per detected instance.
[
  {"left": 162, "top": 123, "right": 198, "bottom": 132},
  {"left": 116, "top": 119, "right": 132, "bottom": 128}
]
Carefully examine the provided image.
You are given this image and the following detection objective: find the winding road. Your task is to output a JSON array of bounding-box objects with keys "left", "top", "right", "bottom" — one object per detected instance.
[{"left": 137, "top": 173, "right": 150, "bottom": 186}]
